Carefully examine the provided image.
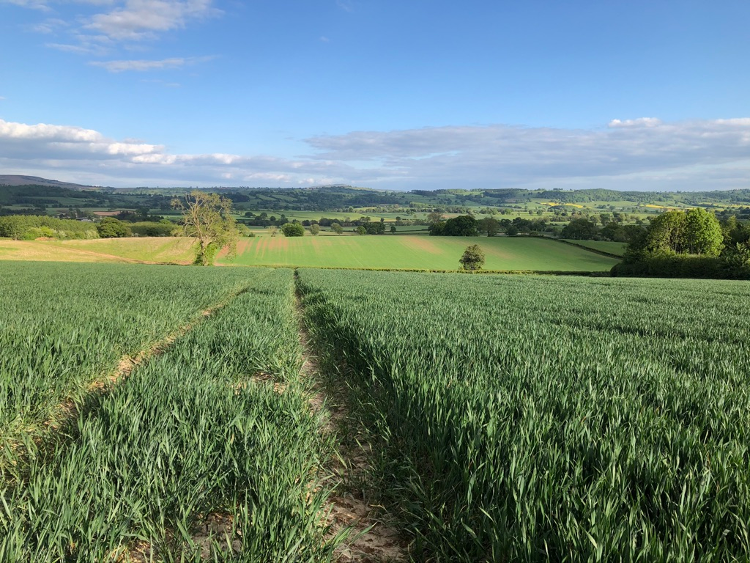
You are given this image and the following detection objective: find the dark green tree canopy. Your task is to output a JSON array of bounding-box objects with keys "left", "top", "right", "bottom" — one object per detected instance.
[
  {"left": 459, "top": 244, "right": 485, "bottom": 270},
  {"left": 430, "top": 215, "right": 478, "bottom": 236},
  {"left": 281, "top": 223, "right": 305, "bottom": 237},
  {"left": 561, "top": 218, "right": 597, "bottom": 240},
  {"left": 478, "top": 217, "right": 501, "bottom": 237},
  {"left": 97, "top": 217, "right": 131, "bottom": 238}
]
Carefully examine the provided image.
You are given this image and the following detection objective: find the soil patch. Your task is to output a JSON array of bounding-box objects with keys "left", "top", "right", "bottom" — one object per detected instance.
[
  {"left": 401, "top": 236, "right": 443, "bottom": 255},
  {"left": 294, "top": 280, "right": 408, "bottom": 562}
]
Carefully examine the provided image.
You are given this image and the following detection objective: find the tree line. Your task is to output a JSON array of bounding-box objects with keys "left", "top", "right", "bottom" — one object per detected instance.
[{"left": 612, "top": 209, "right": 750, "bottom": 279}]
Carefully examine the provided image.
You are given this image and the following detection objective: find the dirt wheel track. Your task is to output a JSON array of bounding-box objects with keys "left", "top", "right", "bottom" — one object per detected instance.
[{"left": 294, "top": 281, "right": 408, "bottom": 563}]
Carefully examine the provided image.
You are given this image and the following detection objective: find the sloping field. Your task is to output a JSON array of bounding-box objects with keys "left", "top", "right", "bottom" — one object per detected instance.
[
  {"left": 0, "top": 240, "right": 130, "bottom": 263},
  {"left": 222, "top": 235, "right": 619, "bottom": 271},
  {"left": 0, "top": 237, "right": 196, "bottom": 264},
  {"left": 0, "top": 236, "right": 619, "bottom": 271}
]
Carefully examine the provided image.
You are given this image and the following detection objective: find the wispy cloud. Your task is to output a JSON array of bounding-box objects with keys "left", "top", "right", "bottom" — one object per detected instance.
[
  {"left": 46, "top": 38, "right": 111, "bottom": 55},
  {"left": 305, "top": 119, "right": 750, "bottom": 189},
  {"left": 12, "top": 0, "right": 222, "bottom": 60},
  {"left": 0, "top": 0, "right": 51, "bottom": 11},
  {"left": 319, "top": 36, "right": 330, "bottom": 43},
  {"left": 29, "top": 17, "right": 68, "bottom": 34},
  {"left": 336, "top": 0, "right": 353, "bottom": 13},
  {"left": 89, "top": 55, "right": 213, "bottom": 72},
  {"left": 84, "top": 0, "right": 221, "bottom": 42},
  {"left": 140, "top": 78, "right": 181, "bottom": 87},
  {"left": 3, "top": 117, "right": 750, "bottom": 189}
]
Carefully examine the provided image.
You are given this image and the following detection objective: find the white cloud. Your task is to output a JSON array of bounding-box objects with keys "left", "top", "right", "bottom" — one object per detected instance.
[
  {"left": 0, "top": 118, "right": 353, "bottom": 187},
  {"left": 85, "top": 0, "right": 221, "bottom": 41},
  {"left": 608, "top": 117, "right": 662, "bottom": 128},
  {"left": 0, "top": 0, "right": 50, "bottom": 10},
  {"left": 2, "top": 117, "right": 750, "bottom": 190},
  {"left": 11, "top": 0, "right": 221, "bottom": 60},
  {"left": 30, "top": 18, "right": 68, "bottom": 34},
  {"left": 304, "top": 119, "right": 750, "bottom": 190},
  {"left": 89, "top": 55, "right": 213, "bottom": 72}
]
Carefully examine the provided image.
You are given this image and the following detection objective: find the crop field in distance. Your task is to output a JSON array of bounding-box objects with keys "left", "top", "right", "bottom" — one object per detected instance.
[
  {"left": 0, "top": 235, "right": 619, "bottom": 271},
  {"left": 220, "top": 235, "right": 619, "bottom": 271},
  {"left": 0, "top": 238, "right": 197, "bottom": 265}
]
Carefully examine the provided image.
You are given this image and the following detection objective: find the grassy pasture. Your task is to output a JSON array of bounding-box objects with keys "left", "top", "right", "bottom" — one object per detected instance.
[{"left": 221, "top": 235, "right": 619, "bottom": 271}]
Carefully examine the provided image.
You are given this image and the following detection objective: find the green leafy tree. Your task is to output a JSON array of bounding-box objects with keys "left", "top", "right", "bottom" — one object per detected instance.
[
  {"left": 331, "top": 223, "right": 343, "bottom": 235},
  {"left": 363, "top": 222, "right": 386, "bottom": 234},
  {"left": 644, "top": 211, "right": 686, "bottom": 254},
  {"left": 281, "top": 223, "right": 305, "bottom": 237},
  {"left": 390, "top": 224, "right": 397, "bottom": 234},
  {"left": 600, "top": 222, "right": 627, "bottom": 242},
  {"left": 561, "top": 218, "right": 597, "bottom": 240},
  {"left": 356, "top": 226, "right": 367, "bottom": 235},
  {"left": 459, "top": 244, "right": 485, "bottom": 270},
  {"left": 428, "top": 221, "right": 446, "bottom": 236},
  {"left": 478, "top": 217, "right": 500, "bottom": 237},
  {"left": 427, "top": 211, "right": 444, "bottom": 224},
  {"left": 430, "top": 215, "right": 478, "bottom": 236},
  {"left": 683, "top": 208, "right": 723, "bottom": 256},
  {"left": 309, "top": 224, "right": 320, "bottom": 236},
  {"left": 172, "top": 191, "right": 238, "bottom": 266},
  {"left": 97, "top": 217, "right": 131, "bottom": 238}
]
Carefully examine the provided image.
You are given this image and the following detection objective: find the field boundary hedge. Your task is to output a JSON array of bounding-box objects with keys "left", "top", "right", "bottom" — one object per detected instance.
[
  {"left": 548, "top": 237, "right": 625, "bottom": 258},
  {"left": 238, "top": 264, "right": 611, "bottom": 276}
]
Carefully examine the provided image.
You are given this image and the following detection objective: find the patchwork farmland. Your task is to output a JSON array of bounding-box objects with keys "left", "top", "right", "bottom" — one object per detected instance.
[
  {"left": 1, "top": 261, "right": 749, "bottom": 561},
  {"left": 0, "top": 236, "right": 621, "bottom": 271}
]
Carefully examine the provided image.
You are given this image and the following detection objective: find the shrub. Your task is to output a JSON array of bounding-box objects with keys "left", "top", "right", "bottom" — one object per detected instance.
[
  {"left": 281, "top": 223, "right": 305, "bottom": 237},
  {"left": 129, "top": 220, "right": 176, "bottom": 237},
  {"left": 0, "top": 215, "right": 98, "bottom": 240},
  {"left": 97, "top": 218, "right": 131, "bottom": 238}
]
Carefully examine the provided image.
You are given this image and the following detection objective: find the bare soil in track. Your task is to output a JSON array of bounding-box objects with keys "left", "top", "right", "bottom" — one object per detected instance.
[
  {"left": 295, "top": 290, "right": 408, "bottom": 563},
  {"left": 45, "top": 286, "right": 249, "bottom": 434}
]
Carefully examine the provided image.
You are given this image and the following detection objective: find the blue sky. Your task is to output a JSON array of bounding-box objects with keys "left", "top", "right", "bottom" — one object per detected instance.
[{"left": 1, "top": 0, "right": 749, "bottom": 190}]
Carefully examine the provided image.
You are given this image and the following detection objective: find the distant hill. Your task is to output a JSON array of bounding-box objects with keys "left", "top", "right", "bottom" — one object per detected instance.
[
  {"left": 0, "top": 175, "right": 749, "bottom": 216},
  {"left": 0, "top": 175, "right": 97, "bottom": 190}
]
